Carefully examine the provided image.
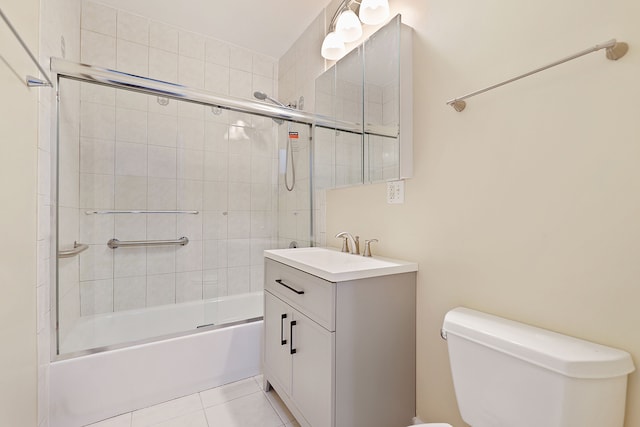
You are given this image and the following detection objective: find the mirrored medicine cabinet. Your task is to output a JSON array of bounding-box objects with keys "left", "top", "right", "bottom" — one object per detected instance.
[{"left": 314, "top": 14, "right": 413, "bottom": 189}]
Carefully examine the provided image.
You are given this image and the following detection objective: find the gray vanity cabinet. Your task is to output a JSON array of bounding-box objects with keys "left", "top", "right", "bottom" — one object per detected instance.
[{"left": 263, "top": 258, "right": 416, "bottom": 427}]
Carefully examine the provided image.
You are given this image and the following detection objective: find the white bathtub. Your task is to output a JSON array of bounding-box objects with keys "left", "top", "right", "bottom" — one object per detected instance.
[{"left": 50, "top": 292, "right": 264, "bottom": 427}]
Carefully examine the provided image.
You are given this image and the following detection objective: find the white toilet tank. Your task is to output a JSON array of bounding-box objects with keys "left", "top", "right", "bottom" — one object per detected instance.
[{"left": 442, "top": 307, "right": 635, "bottom": 427}]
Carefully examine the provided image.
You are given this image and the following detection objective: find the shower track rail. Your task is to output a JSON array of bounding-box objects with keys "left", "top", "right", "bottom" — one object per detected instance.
[
  {"left": 50, "top": 58, "right": 382, "bottom": 135},
  {"left": 107, "top": 237, "right": 189, "bottom": 249},
  {"left": 86, "top": 210, "right": 199, "bottom": 215}
]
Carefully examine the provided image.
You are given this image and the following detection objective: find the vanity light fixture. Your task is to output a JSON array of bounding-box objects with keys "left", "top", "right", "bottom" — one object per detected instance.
[{"left": 321, "top": 0, "right": 390, "bottom": 60}]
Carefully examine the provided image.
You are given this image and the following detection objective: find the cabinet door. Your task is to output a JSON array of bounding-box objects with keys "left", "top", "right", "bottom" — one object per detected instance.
[
  {"left": 264, "top": 292, "right": 292, "bottom": 395},
  {"left": 291, "top": 311, "right": 335, "bottom": 427}
]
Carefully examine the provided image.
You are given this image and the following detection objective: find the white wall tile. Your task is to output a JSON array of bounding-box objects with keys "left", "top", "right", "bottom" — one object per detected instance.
[
  {"left": 147, "top": 214, "right": 177, "bottom": 240},
  {"left": 148, "top": 113, "right": 178, "bottom": 147},
  {"left": 116, "top": 108, "right": 148, "bottom": 144},
  {"left": 176, "top": 271, "right": 203, "bottom": 303},
  {"left": 229, "top": 70, "right": 252, "bottom": 99},
  {"left": 80, "top": 279, "right": 114, "bottom": 315},
  {"left": 227, "top": 211, "right": 250, "bottom": 238},
  {"left": 178, "top": 56, "right": 205, "bottom": 88},
  {"left": 81, "top": 101, "right": 115, "bottom": 140},
  {"left": 204, "top": 62, "right": 230, "bottom": 95},
  {"left": 79, "top": 245, "right": 114, "bottom": 281},
  {"left": 148, "top": 145, "right": 177, "bottom": 179},
  {"left": 203, "top": 181, "right": 228, "bottom": 211},
  {"left": 115, "top": 141, "right": 147, "bottom": 176},
  {"left": 179, "top": 31, "right": 205, "bottom": 60},
  {"left": 177, "top": 214, "right": 203, "bottom": 241},
  {"left": 149, "top": 21, "right": 178, "bottom": 53},
  {"left": 251, "top": 183, "right": 272, "bottom": 211},
  {"left": 115, "top": 213, "right": 147, "bottom": 241},
  {"left": 147, "top": 273, "right": 176, "bottom": 306},
  {"left": 229, "top": 47, "right": 252, "bottom": 72},
  {"left": 114, "top": 276, "right": 146, "bottom": 311},
  {"left": 81, "top": 30, "right": 116, "bottom": 68},
  {"left": 178, "top": 149, "right": 204, "bottom": 181},
  {"left": 81, "top": 213, "right": 115, "bottom": 245},
  {"left": 80, "top": 138, "right": 115, "bottom": 175},
  {"left": 117, "top": 11, "right": 149, "bottom": 45},
  {"left": 147, "top": 177, "right": 177, "bottom": 210},
  {"left": 114, "top": 175, "right": 147, "bottom": 209},
  {"left": 81, "top": 81, "right": 116, "bottom": 105},
  {"left": 116, "top": 89, "right": 149, "bottom": 111},
  {"left": 147, "top": 247, "right": 176, "bottom": 275},
  {"left": 205, "top": 38, "right": 230, "bottom": 67},
  {"left": 202, "top": 239, "right": 219, "bottom": 270},
  {"left": 176, "top": 240, "right": 203, "bottom": 272},
  {"left": 203, "top": 151, "right": 228, "bottom": 182},
  {"left": 80, "top": 173, "right": 114, "bottom": 209},
  {"left": 149, "top": 48, "right": 178, "bottom": 82},
  {"left": 81, "top": 1, "right": 117, "bottom": 36},
  {"left": 227, "top": 267, "right": 251, "bottom": 295},
  {"left": 116, "top": 39, "right": 149, "bottom": 76},
  {"left": 228, "top": 154, "right": 251, "bottom": 183},
  {"left": 253, "top": 54, "right": 275, "bottom": 79},
  {"left": 228, "top": 183, "right": 251, "bottom": 211},
  {"left": 204, "top": 122, "right": 229, "bottom": 153},
  {"left": 177, "top": 180, "right": 204, "bottom": 211},
  {"left": 114, "top": 247, "right": 147, "bottom": 278},
  {"left": 203, "top": 212, "right": 227, "bottom": 240},
  {"left": 177, "top": 117, "right": 205, "bottom": 150},
  {"left": 250, "top": 211, "right": 273, "bottom": 238},
  {"left": 227, "top": 239, "right": 250, "bottom": 267}
]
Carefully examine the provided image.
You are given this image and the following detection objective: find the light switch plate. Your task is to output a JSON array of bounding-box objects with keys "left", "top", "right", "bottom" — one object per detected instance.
[{"left": 387, "top": 180, "right": 405, "bottom": 204}]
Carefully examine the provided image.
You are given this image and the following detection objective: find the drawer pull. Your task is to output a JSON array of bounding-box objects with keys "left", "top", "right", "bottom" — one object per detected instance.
[
  {"left": 280, "top": 313, "right": 287, "bottom": 345},
  {"left": 275, "top": 279, "right": 305, "bottom": 295},
  {"left": 290, "top": 320, "right": 297, "bottom": 354}
]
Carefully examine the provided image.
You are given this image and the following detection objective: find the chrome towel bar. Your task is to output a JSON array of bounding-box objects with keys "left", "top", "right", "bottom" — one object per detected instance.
[
  {"left": 446, "top": 38, "right": 629, "bottom": 112},
  {"left": 107, "top": 237, "right": 189, "bottom": 249},
  {"left": 58, "top": 241, "right": 89, "bottom": 258}
]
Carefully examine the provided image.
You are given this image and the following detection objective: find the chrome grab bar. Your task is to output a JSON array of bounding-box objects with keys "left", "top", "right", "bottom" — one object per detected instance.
[
  {"left": 86, "top": 210, "right": 199, "bottom": 215},
  {"left": 58, "top": 241, "right": 89, "bottom": 258},
  {"left": 107, "top": 237, "right": 189, "bottom": 249}
]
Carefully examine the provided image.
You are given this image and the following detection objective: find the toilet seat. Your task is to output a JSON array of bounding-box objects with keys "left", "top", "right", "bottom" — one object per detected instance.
[{"left": 412, "top": 424, "right": 452, "bottom": 427}]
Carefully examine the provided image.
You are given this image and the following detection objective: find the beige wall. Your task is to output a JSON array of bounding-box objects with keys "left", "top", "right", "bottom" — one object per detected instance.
[
  {"left": 326, "top": 0, "right": 640, "bottom": 425},
  {"left": 0, "top": 0, "right": 39, "bottom": 425}
]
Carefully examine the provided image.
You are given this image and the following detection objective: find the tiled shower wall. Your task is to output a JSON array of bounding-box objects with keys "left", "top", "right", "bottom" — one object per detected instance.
[
  {"left": 56, "top": 0, "right": 284, "bottom": 320},
  {"left": 278, "top": 10, "right": 328, "bottom": 246}
]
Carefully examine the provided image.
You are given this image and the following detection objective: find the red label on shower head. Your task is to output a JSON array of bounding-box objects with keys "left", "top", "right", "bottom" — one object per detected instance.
[{"left": 288, "top": 132, "right": 299, "bottom": 139}]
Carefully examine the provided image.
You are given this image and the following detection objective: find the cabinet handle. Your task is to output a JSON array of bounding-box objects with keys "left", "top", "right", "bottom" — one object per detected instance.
[
  {"left": 275, "top": 279, "right": 305, "bottom": 295},
  {"left": 280, "top": 313, "right": 287, "bottom": 345},
  {"left": 290, "top": 320, "right": 297, "bottom": 354}
]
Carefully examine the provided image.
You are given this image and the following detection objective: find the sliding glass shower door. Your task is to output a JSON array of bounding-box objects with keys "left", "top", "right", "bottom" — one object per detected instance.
[{"left": 56, "top": 76, "right": 310, "bottom": 356}]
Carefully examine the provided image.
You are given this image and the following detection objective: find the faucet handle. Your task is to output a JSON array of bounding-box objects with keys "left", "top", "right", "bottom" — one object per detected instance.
[{"left": 363, "top": 239, "right": 379, "bottom": 257}]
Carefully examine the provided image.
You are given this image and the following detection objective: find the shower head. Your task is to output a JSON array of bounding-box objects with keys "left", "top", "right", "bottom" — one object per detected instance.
[{"left": 253, "top": 90, "right": 287, "bottom": 107}]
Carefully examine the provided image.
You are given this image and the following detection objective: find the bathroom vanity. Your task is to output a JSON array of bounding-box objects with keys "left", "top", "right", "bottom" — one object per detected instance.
[{"left": 263, "top": 248, "right": 418, "bottom": 427}]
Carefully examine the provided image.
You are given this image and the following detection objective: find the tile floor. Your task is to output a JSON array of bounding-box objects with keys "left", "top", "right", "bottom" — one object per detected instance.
[{"left": 85, "top": 375, "right": 301, "bottom": 427}]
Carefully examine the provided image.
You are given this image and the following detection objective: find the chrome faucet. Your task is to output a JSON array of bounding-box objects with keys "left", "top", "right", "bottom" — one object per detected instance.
[{"left": 335, "top": 232, "right": 360, "bottom": 255}]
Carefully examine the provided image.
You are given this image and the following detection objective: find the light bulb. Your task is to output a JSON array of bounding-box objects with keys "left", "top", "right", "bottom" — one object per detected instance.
[
  {"left": 335, "top": 9, "right": 362, "bottom": 43},
  {"left": 321, "top": 31, "right": 346, "bottom": 60},
  {"left": 359, "top": 0, "right": 390, "bottom": 25}
]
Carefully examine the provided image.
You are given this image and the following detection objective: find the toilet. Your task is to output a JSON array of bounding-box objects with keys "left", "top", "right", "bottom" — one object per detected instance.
[{"left": 411, "top": 307, "right": 635, "bottom": 427}]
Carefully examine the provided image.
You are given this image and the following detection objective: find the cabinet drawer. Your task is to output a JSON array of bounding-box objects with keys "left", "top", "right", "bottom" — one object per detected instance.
[{"left": 265, "top": 258, "right": 336, "bottom": 331}]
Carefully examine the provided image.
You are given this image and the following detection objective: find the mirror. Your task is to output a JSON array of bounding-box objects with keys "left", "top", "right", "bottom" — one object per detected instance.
[{"left": 314, "top": 14, "right": 412, "bottom": 189}]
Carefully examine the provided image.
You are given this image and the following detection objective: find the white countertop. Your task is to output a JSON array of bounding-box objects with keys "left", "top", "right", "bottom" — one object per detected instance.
[{"left": 264, "top": 247, "right": 418, "bottom": 282}]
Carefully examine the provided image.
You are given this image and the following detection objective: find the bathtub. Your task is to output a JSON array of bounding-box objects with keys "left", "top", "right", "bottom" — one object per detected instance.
[{"left": 50, "top": 292, "right": 264, "bottom": 427}]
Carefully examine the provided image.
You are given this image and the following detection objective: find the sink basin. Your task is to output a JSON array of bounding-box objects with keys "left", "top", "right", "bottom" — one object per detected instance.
[{"left": 264, "top": 247, "right": 418, "bottom": 282}]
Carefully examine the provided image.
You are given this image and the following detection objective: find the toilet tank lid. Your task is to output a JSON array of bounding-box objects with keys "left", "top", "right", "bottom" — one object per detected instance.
[{"left": 442, "top": 307, "right": 635, "bottom": 379}]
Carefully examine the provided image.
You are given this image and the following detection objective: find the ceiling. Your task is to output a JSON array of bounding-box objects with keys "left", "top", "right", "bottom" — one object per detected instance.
[{"left": 97, "top": 0, "right": 332, "bottom": 58}]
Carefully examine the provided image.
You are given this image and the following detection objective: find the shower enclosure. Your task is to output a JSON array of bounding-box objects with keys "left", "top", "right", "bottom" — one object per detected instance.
[{"left": 54, "top": 60, "right": 313, "bottom": 357}]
